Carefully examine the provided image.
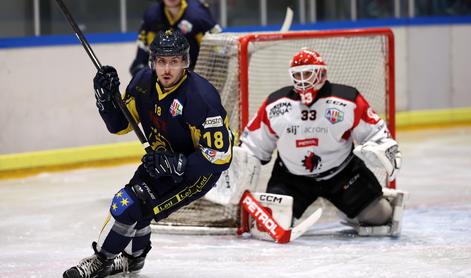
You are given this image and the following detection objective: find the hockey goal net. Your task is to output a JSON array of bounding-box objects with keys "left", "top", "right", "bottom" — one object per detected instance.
[{"left": 151, "top": 28, "right": 395, "bottom": 235}]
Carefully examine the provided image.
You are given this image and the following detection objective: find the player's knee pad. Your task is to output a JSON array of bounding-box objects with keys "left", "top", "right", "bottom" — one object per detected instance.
[
  {"left": 109, "top": 187, "right": 140, "bottom": 221},
  {"left": 247, "top": 192, "right": 293, "bottom": 242},
  {"left": 126, "top": 182, "right": 157, "bottom": 218}
]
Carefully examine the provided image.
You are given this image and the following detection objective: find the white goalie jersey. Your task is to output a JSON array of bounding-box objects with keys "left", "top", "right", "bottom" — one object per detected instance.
[{"left": 240, "top": 81, "right": 393, "bottom": 178}]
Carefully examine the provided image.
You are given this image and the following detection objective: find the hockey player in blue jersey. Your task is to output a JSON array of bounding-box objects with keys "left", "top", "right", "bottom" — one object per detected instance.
[
  {"left": 130, "top": 0, "right": 221, "bottom": 75},
  {"left": 63, "top": 29, "right": 233, "bottom": 278}
]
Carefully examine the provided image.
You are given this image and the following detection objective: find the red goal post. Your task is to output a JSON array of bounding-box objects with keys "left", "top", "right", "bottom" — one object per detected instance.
[{"left": 151, "top": 28, "right": 396, "bottom": 235}]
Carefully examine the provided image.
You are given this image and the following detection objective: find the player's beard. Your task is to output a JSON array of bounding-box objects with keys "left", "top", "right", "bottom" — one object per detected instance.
[{"left": 159, "top": 69, "right": 184, "bottom": 90}]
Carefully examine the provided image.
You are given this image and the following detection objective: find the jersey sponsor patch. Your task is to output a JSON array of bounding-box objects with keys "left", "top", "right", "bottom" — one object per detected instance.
[
  {"left": 286, "top": 125, "right": 328, "bottom": 136},
  {"left": 203, "top": 116, "right": 223, "bottom": 128},
  {"left": 268, "top": 102, "right": 292, "bottom": 119},
  {"left": 110, "top": 190, "right": 134, "bottom": 217},
  {"left": 296, "top": 138, "right": 319, "bottom": 148},
  {"left": 170, "top": 99, "right": 183, "bottom": 117},
  {"left": 200, "top": 145, "right": 231, "bottom": 163},
  {"left": 178, "top": 20, "right": 193, "bottom": 34},
  {"left": 325, "top": 108, "right": 344, "bottom": 124}
]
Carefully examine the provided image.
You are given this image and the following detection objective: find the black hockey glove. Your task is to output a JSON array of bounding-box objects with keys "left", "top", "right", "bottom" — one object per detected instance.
[
  {"left": 93, "top": 65, "right": 120, "bottom": 111},
  {"left": 142, "top": 150, "right": 187, "bottom": 183}
]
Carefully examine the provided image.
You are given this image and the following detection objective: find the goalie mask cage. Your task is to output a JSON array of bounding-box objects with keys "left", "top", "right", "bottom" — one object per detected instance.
[{"left": 151, "top": 28, "right": 395, "bottom": 235}]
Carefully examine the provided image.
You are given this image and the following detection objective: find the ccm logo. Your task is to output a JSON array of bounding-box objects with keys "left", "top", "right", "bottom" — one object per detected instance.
[
  {"left": 242, "top": 196, "right": 278, "bottom": 234},
  {"left": 259, "top": 194, "right": 283, "bottom": 203}
]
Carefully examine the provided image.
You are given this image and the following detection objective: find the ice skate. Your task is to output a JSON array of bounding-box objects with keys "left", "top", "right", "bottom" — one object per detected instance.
[{"left": 63, "top": 242, "right": 113, "bottom": 278}]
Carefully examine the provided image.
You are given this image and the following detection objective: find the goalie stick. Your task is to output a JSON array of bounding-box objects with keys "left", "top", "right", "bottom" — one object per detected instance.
[
  {"left": 54, "top": 0, "right": 152, "bottom": 153},
  {"left": 238, "top": 191, "right": 322, "bottom": 243}
]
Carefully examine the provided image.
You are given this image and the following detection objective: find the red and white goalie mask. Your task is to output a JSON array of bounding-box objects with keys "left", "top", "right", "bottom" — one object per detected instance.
[{"left": 289, "top": 48, "right": 327, "bottom": 106}]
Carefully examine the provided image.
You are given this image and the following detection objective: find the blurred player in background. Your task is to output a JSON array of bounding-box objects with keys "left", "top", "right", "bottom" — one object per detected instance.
[
  {"left": 240, "top": 48, "right": 403, "bottom": 236},
  {"left": 63, "top": 29, "right": 233, "bottom": 278},
  {"left": 130, "top": 0, "right": 221, "bottom": 75}
]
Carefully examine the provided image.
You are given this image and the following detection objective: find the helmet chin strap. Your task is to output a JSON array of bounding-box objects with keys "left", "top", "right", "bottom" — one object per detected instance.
[{"left": 296, "top": 87, "right": 317, "bottom": 106}]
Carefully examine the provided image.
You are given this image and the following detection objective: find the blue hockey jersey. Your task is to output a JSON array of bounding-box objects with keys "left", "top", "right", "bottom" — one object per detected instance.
[
  {"left": 130, "top": 0, "right": 220, "bottom": 74},
  {"left": 99, "top": 68, "right": 233, "bottom": 179}
]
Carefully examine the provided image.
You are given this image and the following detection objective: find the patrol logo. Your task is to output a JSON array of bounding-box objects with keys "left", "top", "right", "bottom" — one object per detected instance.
[
  {"left": 203, "top": 116, "right": 223, "bottom": 128},
  {"left": 170, "top": 99, "right": 183, "bottom": 117},
  {"left": 296, "top": 138, "right": 319, "bottom": 148},
  {"left": 302, "top": 152, "right": 322, "bottom": 172},
  {"left": 325, "top": 108, "right": 344, "bottom": 124},
  {"left": 178, "top": 20, "right": 193, "bottom": 34},
  {"left": 268, "top": 102, "right": 292, "bottom": 119},
  {"left": 110, "top": 190, "right": 134, "bottom": 216}
]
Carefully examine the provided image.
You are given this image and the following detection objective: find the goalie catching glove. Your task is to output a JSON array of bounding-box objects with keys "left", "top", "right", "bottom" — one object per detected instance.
[
  {"left": 142, "top": 150, "right": 187, "bottom": 183},
  {"left": 353, "top": 138, "right": 402, "bottom": 181}
]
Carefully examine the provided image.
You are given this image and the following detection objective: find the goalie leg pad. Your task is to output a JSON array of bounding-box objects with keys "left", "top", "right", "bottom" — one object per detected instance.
[
  {"left": 383, "top": 188, "right": 406, "bottom": 237},
  {"left": 341, "top": 188, "right": 407, "bottom": 237},
  {"left": 205, "top": 146, "right": 261, "bottom": 205},
  {"left": 248, "top": 192, "right": 293, "bottom": 242},
  {"left": 356, "top": 197, "right": 393, "bottom": 226}
]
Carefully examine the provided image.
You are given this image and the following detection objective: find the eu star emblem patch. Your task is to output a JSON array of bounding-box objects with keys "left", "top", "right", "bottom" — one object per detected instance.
[{"left": 110, "top": 189, "right": 134, "bottom": 216}]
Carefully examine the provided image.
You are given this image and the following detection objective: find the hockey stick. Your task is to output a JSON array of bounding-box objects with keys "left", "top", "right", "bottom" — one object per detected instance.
[
  {"left": 280, "top": 7, "right": 294, "bottom": 32},
  {"left": 238, "top": 191, "right": 322, "bottom": 243},
  {"left": 55, "top": 0, "right": 152, "bottom": 153}
]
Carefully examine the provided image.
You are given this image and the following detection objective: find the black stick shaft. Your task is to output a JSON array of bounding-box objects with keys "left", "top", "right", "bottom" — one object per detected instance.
[
  {"left": 55, "top": 0, "right": 152, "bottom": 153},
  {"left": 55, "top": 0, "right": 101, "bottom": 70}
]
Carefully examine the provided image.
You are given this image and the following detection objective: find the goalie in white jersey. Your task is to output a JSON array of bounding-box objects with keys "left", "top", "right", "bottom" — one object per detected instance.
[{"left": 240, "top": 48, "right": 404, "bottom": 236}]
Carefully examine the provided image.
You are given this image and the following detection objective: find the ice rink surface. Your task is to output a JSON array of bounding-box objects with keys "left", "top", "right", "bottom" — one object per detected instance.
[{"left": 1, "top": 127, "right": 470, "bottom": 278}]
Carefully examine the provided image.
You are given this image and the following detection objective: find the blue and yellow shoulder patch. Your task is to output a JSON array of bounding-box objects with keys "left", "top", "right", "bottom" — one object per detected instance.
[{"left": 110, "top": 189, "right": 135, "bottom": 216}]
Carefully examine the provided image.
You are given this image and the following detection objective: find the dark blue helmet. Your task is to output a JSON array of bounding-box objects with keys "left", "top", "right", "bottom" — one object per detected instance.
[{"left": 149, "top": 29, "right": 190, "bottom": 68}]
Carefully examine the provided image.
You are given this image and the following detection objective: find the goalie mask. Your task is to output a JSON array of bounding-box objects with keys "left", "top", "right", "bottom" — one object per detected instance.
[{"left": 289, "top": 48, "right": 327, "bottom": 106}]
